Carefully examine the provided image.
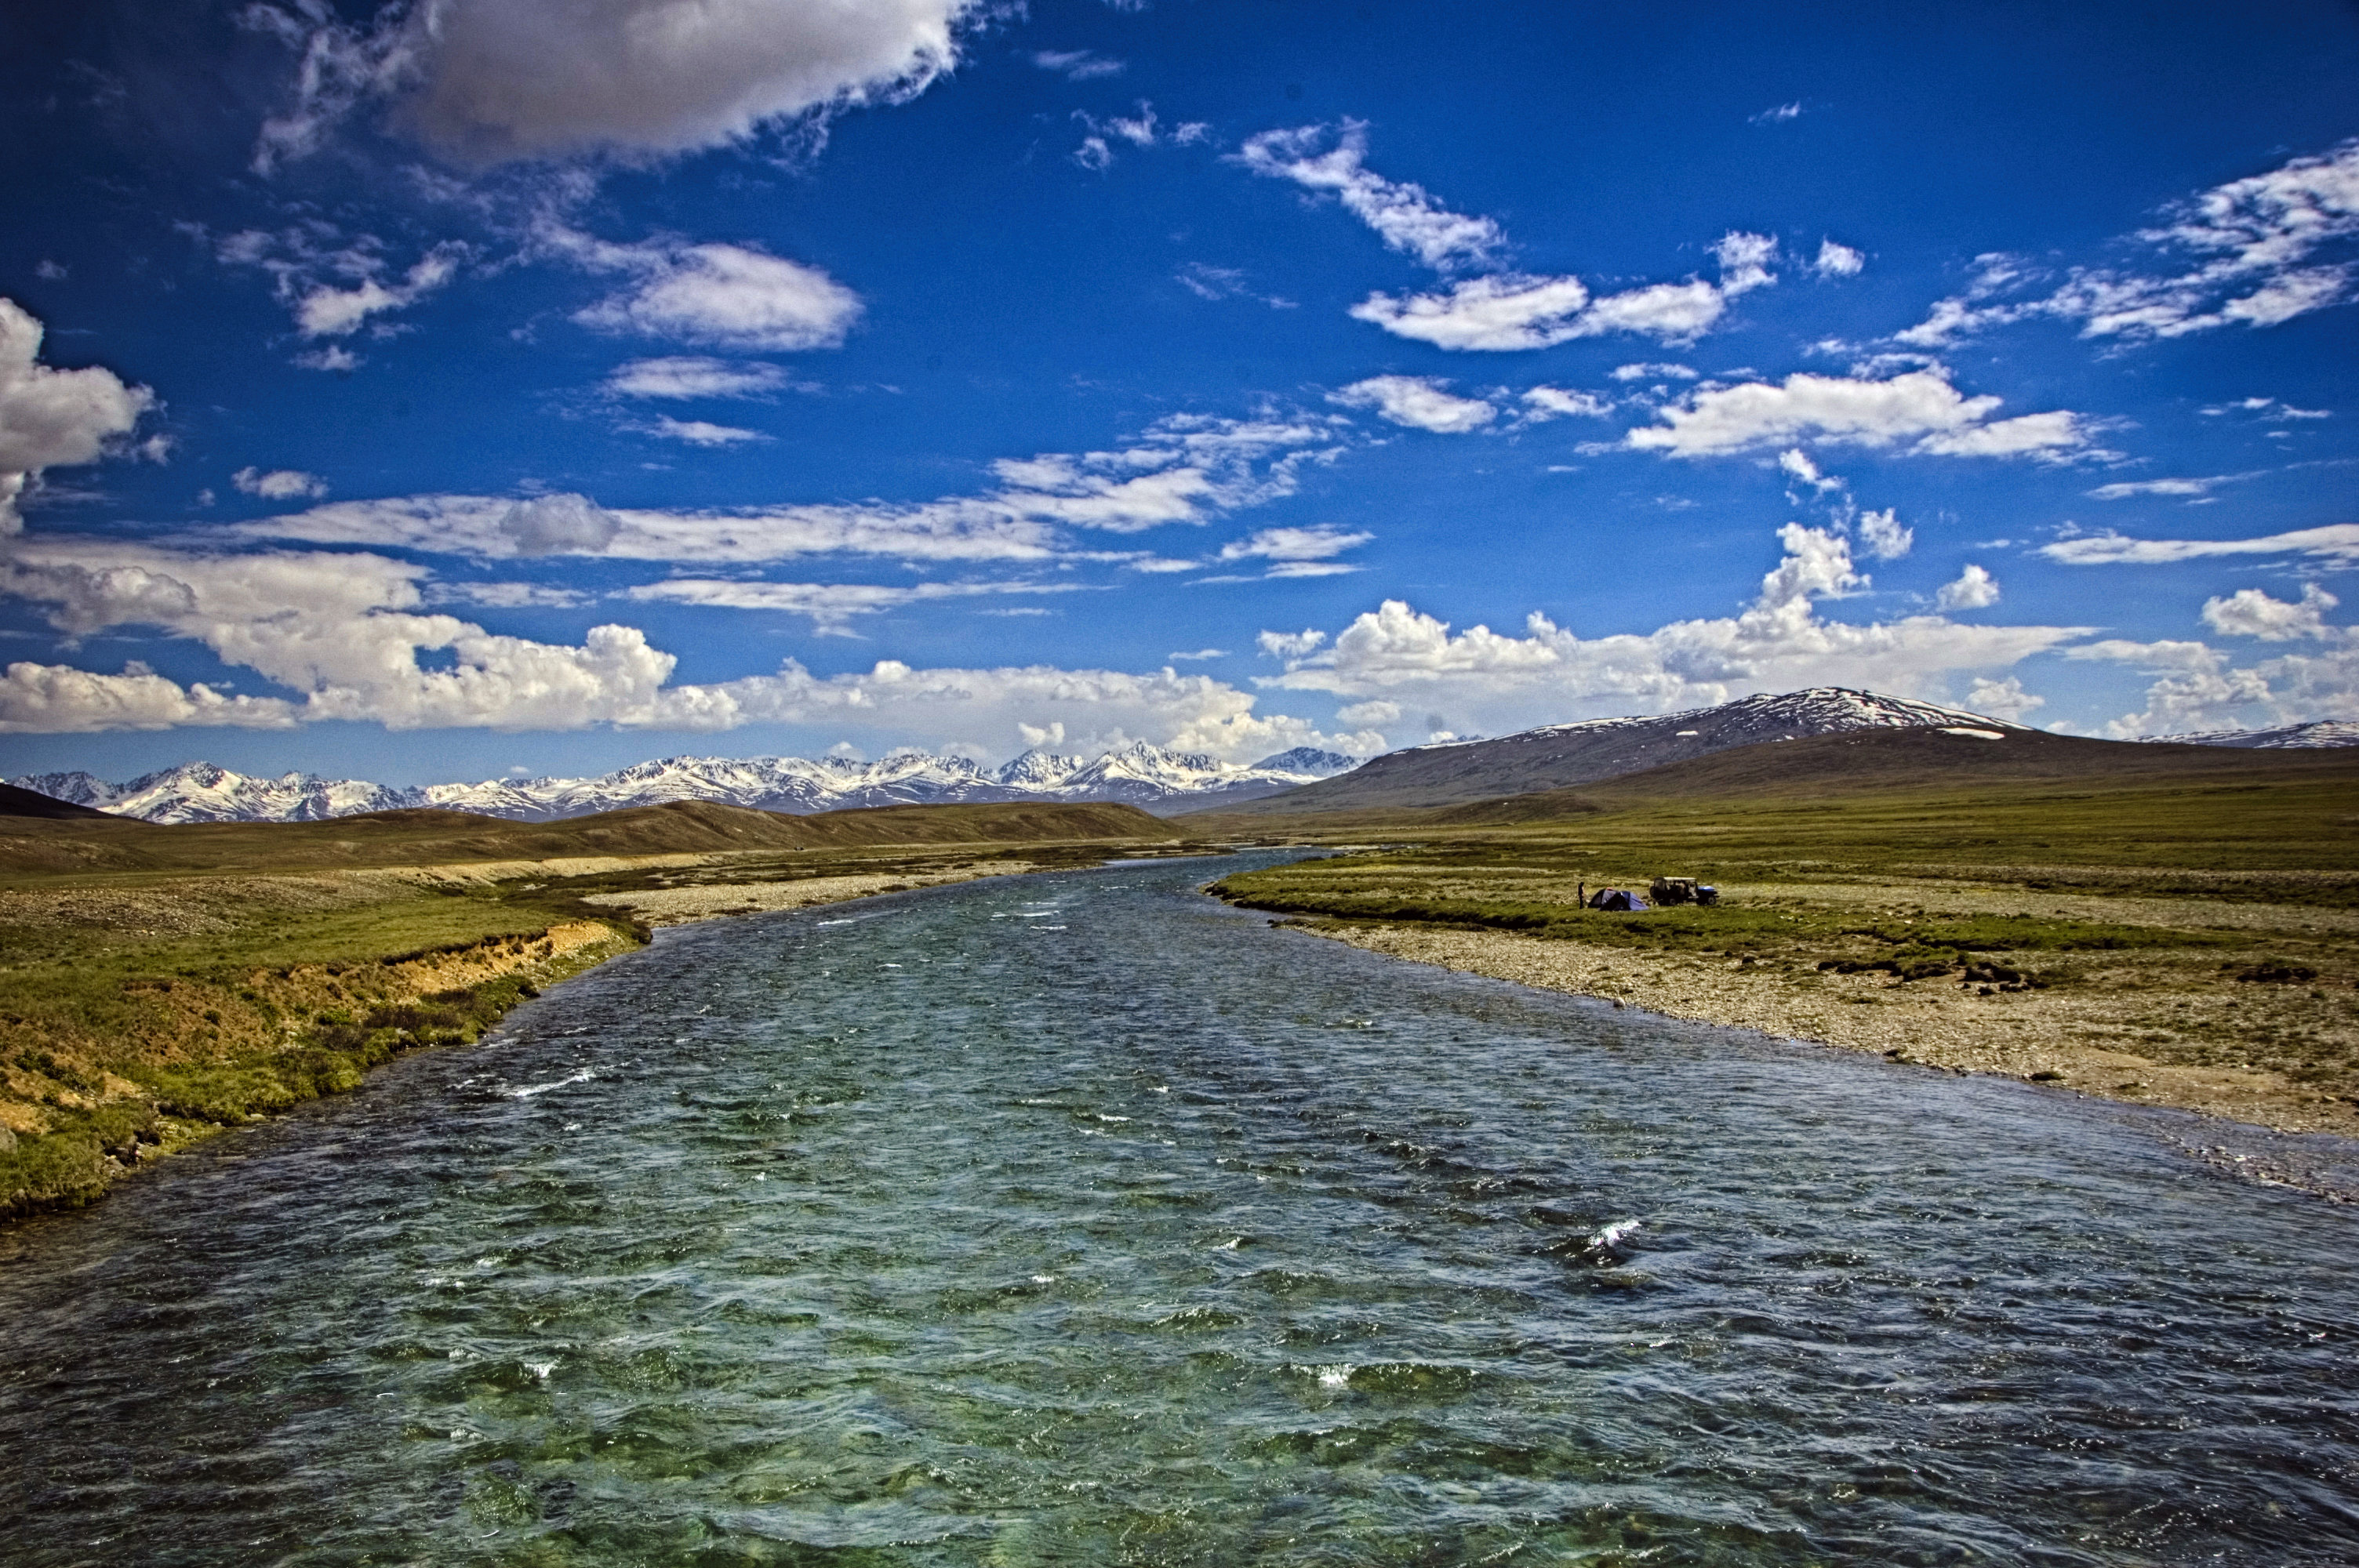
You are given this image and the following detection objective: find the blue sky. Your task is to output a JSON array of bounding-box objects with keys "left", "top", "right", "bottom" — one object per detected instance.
[{"left": 1, "top": 0, "right": 2354, "bottom": 786}]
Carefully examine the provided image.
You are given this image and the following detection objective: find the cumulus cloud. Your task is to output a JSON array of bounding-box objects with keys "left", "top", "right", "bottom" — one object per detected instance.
[
  {"left": 574, "top": 241, "right": 863, "bottom": 352},
  {"left": 2201, "top": 583, "right": 2340, "bottom": 641},
  {"left": 1350, "top": 241, "right": 1774, "bottom": 351},
  {"left": 0, "top": 299, "right": 155, "bottom": 535},
  {"left": 0, "top": 660, "right": 297, "bottom": 733},
  {"left": 604, "top": 356, "right": 794, "bottom": 399},
  {"left": 1520, "top": 387, "right": 1613, "bottom": 420},
  {"left": 1965, "top": 674, "right": 2044, "bottom": 722},
  {"left": 2039, "top": 523, "right": 2359, "bottom": 567},
  {"left": 250, "top": 0, "right": 988, "bottom": 170},
  {"left": 1934, "top": 564, "right": 2000, "bottom": 611},
  {"left": 1329, "top": 375, "right": 1497, "bottom": 434},
  {"left": 1899, "top": 140, "right": 2359, "bottom": 346},
  {"left": 232, "top": 466, "right": 328, "bottom": 501},
  {"left": 1612, "top": 362, "right": 1700, "bottom": 382},
  {"left": 1626, "top": 367, "right": 2093, "bottom": 460},
  {"left": 1234, "top": 121, "right": 1504, "bottom": 271},
  {"left": 1814, "top": 239, "right": 1865, "bottom": 278},
  {"left": 1848, "top": 508, "right": 1908, "bottom": 562},
  {"left": 1258, "top": 524, "right": 2088, "bottom": 736},
  {"left": 0, "top": 535, "right": 1379, "bottom": 756}
]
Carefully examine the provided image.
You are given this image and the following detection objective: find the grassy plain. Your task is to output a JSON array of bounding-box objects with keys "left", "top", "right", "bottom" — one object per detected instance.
[
  {"left": 0, "top": 800, "right": 1183, "bottom": 1221},
  {"left": 1206, "top": 757, "right": 2359, "bottom": 1133}
]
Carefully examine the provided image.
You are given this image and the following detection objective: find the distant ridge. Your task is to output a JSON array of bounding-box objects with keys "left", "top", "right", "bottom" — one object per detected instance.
[
  {"left": 0, "top": 782, "right": 114, "bottom": 821},
  {"left": 1186, "top": 687, "right": 2023, "bottom": 817},
  {"left": 2146, "top": 719, "right": 2359, "bottom": 750},
  {"left": 12, "top": 744, "right": 1361, "bottom": 826}
]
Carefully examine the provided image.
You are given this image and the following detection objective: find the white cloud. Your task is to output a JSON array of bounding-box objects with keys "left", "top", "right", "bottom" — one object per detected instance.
[
  {"left": 1257, "top": 524, "right": 2088, "bottom": 736},
  {"left": 253, "top": 0, "right": 987, "bottom": 169},
  {"left": 2201, "top": 583, "right": 2339, "bottom": 641},
  {"left": 1236, "top": 124, "right": 1773, "bottom": 349},
  {"left": 1814, "top": 239, "right": 1865, "bottom": 278},
  {"left": 1611, "top": 362, "right": 1699, "bottom": 382},
  {"left": 0, "top": 299, "right": 154, "bottom": 535},
  {"left": 1219, "top": 525, "right": 1370, "bottom": 563},
  {"left": 0, "top": 660, "right": 297, "bottom": 733},
  {"left": 1777, "top": 448, "right": 1840, "bottom": 492},
  {"left": 1934, "top": 564, "right": 2000, "bottom": 611},
  {"left": 1710, "top": 232, "right": 1779, "bottom": 296},
  {"left": 1329, "top": 375, "right": 1497, "bottom": 434},
  {"left": 2038, "top": 523, "right": 2359, "bottom": 567},
  {"left": 1965, "top": 674, "right": 2044, "bottom": 721},
  {"left": 636, "top": 416, "right": 769, "bottom": 447},
  {"left": 0, "top": 535, "right": 1385, "bottom": 755},
  {"left": 623, "top": 575, "right": 1079, "bottom": 633},
  {"left": 1351, "top": 239, "right": 1775, "bottom": 352},
  {"left": 1069, "top": 101, "right": 1206, "bottom": 165},
  {"left": 1626, "top": 368, "right": 2093, "bottom": 460},
  {"left": 1899, "top": 140, "right": 2359, "bottom": 346},
  {"left": 1750, "top": 101, "right": 1804, "bottom": 125},
  {"left": 1521, "top": 387, "right": 1613, "bottom": 420},
  {"left": 500, "top": 493, "right": 623, "bottom": 556},
  {"left": 575, "top": 242, "right": 863, "bottom": 352},
  {"left": 1031, "top": 49, "right": 1124, "bottom": 81},
  {"left": 296, "top": 245, "right": 466, "bottom": 337},
  {"left": 2201, "top": 396, "right": 2331, "bottom": 421},
  {"left": 226, "top": 413, "right": 1344, "bottom": 564},
  {"left": 293, "top": 345, "right": 362, "bottom": 373},
  {"left": 1256, "top": 628, "right": 1327, "bottom": 660},
  {"left": 1175, "top": 264, "right": 1295, "bottom": 310},
  {"left": 1169, "top": 648, "right": 1227, "bottom": 662},
  {"left": 2085, "top": 474, "right": 2247, "bottom": 500},
  {"left": 604, "top": 357, "right": 794, "bottom": 399},
  {"left": 232, "top": 466, "right": 328, "bottom": 501},
  {"left": 1858, "top": 508, "right": 1914, "bottom": 561},
  {"left": 1234, "top": 121, "right": 1504, "bottom": 271}
]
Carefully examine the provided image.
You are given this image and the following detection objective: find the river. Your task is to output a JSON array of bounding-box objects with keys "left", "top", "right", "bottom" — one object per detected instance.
[{"left": 3, "top": 852, "right": 2355, "bottom": 1566}]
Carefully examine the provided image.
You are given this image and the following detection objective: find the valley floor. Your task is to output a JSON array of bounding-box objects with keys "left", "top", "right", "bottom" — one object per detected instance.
[{"left": 1216, "top": 859, "right": 2359, "bottom": 1138}]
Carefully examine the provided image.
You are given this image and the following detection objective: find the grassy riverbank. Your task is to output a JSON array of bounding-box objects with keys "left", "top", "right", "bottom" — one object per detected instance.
[
  {"left": 1205, "top": 765, "right": 2359, "bottom": 1133},
  {"left": 0, "top": 799, "right": 1186, "bottom": 1221}
]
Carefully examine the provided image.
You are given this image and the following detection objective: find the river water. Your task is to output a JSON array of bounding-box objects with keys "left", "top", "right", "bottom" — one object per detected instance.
[{"left": 3, "top": 853, "right": 2357, "bottom": 1566}]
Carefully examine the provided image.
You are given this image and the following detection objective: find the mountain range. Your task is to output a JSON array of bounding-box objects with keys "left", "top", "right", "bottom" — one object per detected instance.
[
  {"left": 16, "top": 689, "right": 2354, "bottom": 827},
  {"left": 10, "top": 742, "right": 1361, "bottom": 825},
  {"left": 1186, "top": 687, "right": 2038, "bottom": 817}
]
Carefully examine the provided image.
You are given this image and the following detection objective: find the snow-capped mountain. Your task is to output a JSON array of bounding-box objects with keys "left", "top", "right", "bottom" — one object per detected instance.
[
  {"left": 2147, "top": 720, "right": 2359, "bottom": 750},
  {"left": 13, "top": 744, "right": 1361, "bottom": 826},
  {"left": 1203, "top": 687, "right": 2033, "bottom": 816}
]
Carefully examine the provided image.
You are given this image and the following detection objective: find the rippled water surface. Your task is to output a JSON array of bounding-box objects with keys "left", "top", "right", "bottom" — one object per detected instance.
[{"left": 5, "top": 854, "right": 2358, "bottom": 1566}]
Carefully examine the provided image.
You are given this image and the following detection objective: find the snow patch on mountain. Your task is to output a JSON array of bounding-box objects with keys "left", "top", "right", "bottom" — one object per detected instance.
[{"left": 2146, "top": 720, "right": 2359, "bottom": 750}]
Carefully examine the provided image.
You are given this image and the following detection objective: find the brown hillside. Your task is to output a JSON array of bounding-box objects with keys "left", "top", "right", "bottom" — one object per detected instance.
[{"left": 0, "top": 797, "right": 1177, "bottom": 878}]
